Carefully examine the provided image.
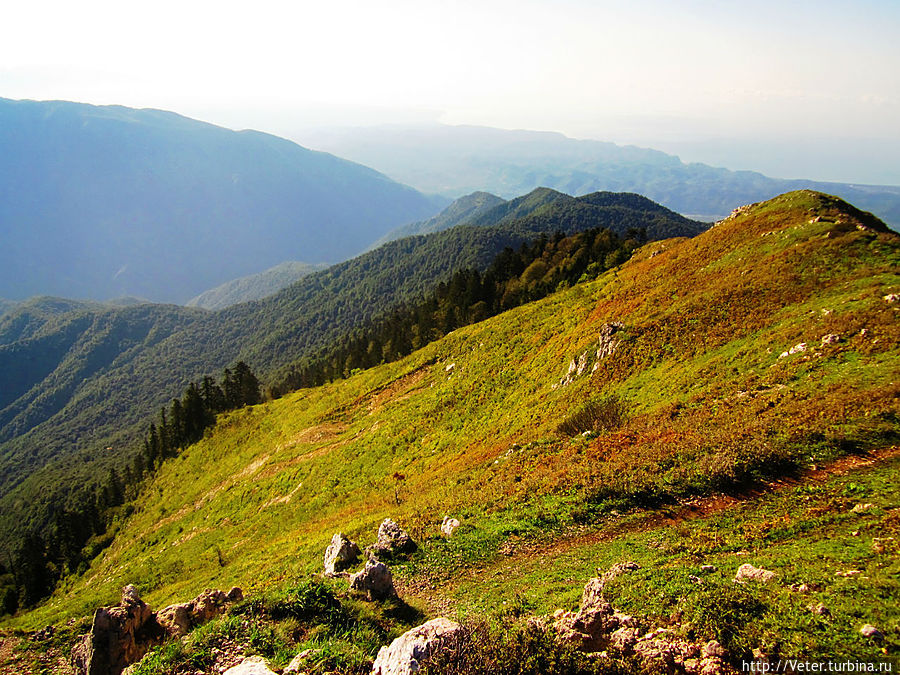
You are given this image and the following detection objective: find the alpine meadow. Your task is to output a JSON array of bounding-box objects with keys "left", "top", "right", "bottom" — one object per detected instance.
[{"left": 2, "top": 3, "right": 900, "bottom": 671}]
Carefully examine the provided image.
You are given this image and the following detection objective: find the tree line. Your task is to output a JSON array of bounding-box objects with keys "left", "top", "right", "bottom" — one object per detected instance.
[
  {"left": 0, "top": 362, "right": 260, "bottom": 614},
  {"left": 270, "top": 226, "right": 644, "bottom": 393}
]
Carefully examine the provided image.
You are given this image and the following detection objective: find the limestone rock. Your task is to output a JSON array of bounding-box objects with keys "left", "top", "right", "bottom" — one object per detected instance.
[
  {"left": 735, "top": 563, "right": 776, "bottom": 583},
  {"left": 371, "top": 617, "right": 463, "bottom": 675},
  {"left": 223, "top": 655, "right": 278, "bottom": 675},
  {"left": 156, "top": 602, "right": 192, "bottom": 638},
  {"left": 350, "top": 560, "right": 396, "bottom": 600},
  {"left": 440, "top": 516, "right": 460, "bottom": 538},
  {"left": 367, "top": 519, "right": 417, "bottom": 560},
  {"left": 71, "top": 585, "right": 164, "bottom": 675},
  {"left": 189, "top": 588, "right": 229, "bottom": 624},
  {"left": 860, "top": 624, "right": 884, "bottom": 640},
  {"left": 283, "top": 648, "right": 320, "bottom": 674},
  {"left": 324, "top": 533, "right": 362, "bottom": 576}
]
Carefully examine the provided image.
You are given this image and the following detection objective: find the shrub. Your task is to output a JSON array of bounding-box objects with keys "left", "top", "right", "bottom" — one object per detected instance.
[
  {"left": 557, "top": 395, "right": 627, "bottom": 437},
  {"left": 421, "top": 619, "right": 637, "bottom": 675}
]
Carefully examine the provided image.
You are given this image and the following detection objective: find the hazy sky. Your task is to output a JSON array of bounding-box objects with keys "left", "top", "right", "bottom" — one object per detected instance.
[{"left": 2, "top": 0, "right": 899, "bottom": 184}]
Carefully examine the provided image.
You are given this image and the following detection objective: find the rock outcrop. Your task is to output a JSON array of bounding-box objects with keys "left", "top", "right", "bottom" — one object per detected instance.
[
  {"left": 367, "top": 518, "right": 417, "bottom": 560},
  {"left": 350, "top": 560, "right": 396, "bottom": 601},
  {"left": 156, "top": 587, "right": 243, "bottom": 638},
  {"left": 324, "top": 533, "right": 362, "bottom": 576},
  {"left": 72, "top": 585, "right": 243, "bottom": 675},
  {"left": 371, "top": 617, "right": 463, "bottom": 675},
  {"left": 549, "top": 567, "right": 735, "bottom": 674},
  {"left": 71, "top": 585, "right": 164, "bottom": 675}
]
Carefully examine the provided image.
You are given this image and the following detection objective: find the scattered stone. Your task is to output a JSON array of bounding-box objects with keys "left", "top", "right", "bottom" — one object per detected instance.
[
  {"left": 735, "top": 564, "right": 776, "bottom": 583},
  {"left": 873, "top": 537, "right": 897, "bottom": 554},
  {"left": 71, "top": 585, "right": 164, "bottom": 675},
  {"left": 688, "top": 575, "right": 703, "bottom": 584},
  {"left": 223, "top": 655, "right": 277, "bottom": 675},
  {"left": 821, "top": 334, "right": 841, "bottom": 346},
  {"left": 440, "top": 516, "right": 460, "bottom": 538},
  {"left": 350, "top": 560, "right": 396, "bottom": 600},
  {"left": 851, "top": 503, "right": 875, "bottom": 514},
  {"left": 555, "top": 323, "right": 624, "bottom": 388},
  {"left": 884, "top": 294, "right": 900, "bottom": 303},
  {"left": 700, "top": 565, "right": 717, "bottom": 573},
  {"left": 702, "top": 640, "right": 726, "bottom": 659},
  {"left": 835, "top": 570, "right": 862, "bottom": 578},
  {"left": 367, "top": 519, "right": 417, "bottom": 560},
  {"left": 860, "top": 624, "right": 884, "bottom": 640},
  {"left": 807, "top": 603, "right": 830, "bottom": 617},
  {"left": 283, "top": 649, "right": 321, "bottom": 674},
  {"left": 779, "top": 342, "right": 807, "bottom": 359},
  {"left": 371, "top": 618, "right": 463, "bottom": 675},
  {"left": 324, "top": 533, "right": 362, "bottom": 576},
  {"left": 791, "top": 582, "right": 821, "bottom": 594}
]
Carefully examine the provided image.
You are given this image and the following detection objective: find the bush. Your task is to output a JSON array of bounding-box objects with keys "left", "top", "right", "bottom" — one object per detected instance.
[
  {"left": 421, "top": 619, "right": 637, "bottom": 675},
  {"left": 557, "top": 395, "right": 627, "bottom": 437}
]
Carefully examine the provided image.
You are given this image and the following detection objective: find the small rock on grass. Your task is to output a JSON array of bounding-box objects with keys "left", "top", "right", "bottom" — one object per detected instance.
[
  {"left": 734, "top": 564, "right": 776, "bottom": 582},
  {"left": 223, "top": 655, "right": 277, "bottom": 675},
  {"left": 860, "top": 624, "right": 884, "bottom": 640}
]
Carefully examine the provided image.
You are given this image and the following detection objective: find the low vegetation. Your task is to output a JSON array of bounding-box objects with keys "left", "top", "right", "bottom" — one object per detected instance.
[{"left": 1, "top": 191, "right": 898, "bottom": 672}]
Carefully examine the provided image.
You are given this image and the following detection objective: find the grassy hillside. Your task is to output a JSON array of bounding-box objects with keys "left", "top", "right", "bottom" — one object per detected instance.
[
  {"left": 0, "top": 191, "right": 700, "bottom": 554},
  {"left": 11, "top": 191, "right": 897, "bottom": 666}
]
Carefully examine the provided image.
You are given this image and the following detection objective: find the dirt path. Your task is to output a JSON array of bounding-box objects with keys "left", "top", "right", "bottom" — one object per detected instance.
[{"left": 399, "top": 444, "right": 900, "bottom": 614}]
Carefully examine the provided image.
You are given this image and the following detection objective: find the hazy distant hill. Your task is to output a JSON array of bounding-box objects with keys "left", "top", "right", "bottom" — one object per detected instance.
[
  {"left": 0, "top": 189, "right": 703, "bottom": 548},
  {"left": 186, "top": 261, "right": 330, "bottom": 310},
  {"left": 302, "top": 123, "right": 900, "bottom": 227},
  {"left": 0, "top": 99, "right": 444, "bottom": 303}
]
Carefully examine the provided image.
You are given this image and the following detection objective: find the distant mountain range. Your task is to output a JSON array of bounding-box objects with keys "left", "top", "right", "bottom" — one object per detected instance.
[
  {"left": 0, "top": 99, "right": 444, "bottom": 303},
  {"left": 301, "top": 123, "right": 900, "bottom": 227},
  {"left": 0, "top": 188, "right": 703, "bottom": 550}
]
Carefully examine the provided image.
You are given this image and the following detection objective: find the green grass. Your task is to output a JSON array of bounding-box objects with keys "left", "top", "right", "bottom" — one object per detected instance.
[{"left": 5, "top": 192, "right": 899, "bottom": 669}]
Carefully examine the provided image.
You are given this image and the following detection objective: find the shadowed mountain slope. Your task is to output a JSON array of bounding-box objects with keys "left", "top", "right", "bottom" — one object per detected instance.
[{"left": 0, "top": 98, "right": 444, "bottom": 303}]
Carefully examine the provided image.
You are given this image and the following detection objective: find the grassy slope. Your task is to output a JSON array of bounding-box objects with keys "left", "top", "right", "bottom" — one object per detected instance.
[{"left": 12, "top": 192, "right": 899, "bottom": 660}]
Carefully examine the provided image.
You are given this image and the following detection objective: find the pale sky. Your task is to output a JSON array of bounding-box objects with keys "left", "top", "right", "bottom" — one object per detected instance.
[{"left": 2, "top": 0, "right": 899, "bottom": 184}]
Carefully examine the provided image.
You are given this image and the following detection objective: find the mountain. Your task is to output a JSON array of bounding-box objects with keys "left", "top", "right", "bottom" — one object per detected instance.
[
  {"left": 0, "top": 98, "right": 445, "bottom": 303},
  {"left": 186, "top": 261, "right": 330, "bottom": 310},
  {"left": 12, "top": 191, "right": 898, "bottom": 666},
  {"left": 301, "top": 123, "right": 900, "bottom": 227},
  {"left": 0, "top": 190, "right": 703, "bottom": 551},
  {"left": 371, "top": 191, "right": 507, "bottom": 247}
]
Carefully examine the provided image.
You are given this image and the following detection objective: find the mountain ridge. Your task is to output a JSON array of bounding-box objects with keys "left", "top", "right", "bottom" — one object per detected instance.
[
  {"left": 301, "top": 123, "right": 900, "bottom": 227},
  {"left": 0, "top": 98, "right": 445, "bottom": 303}
]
